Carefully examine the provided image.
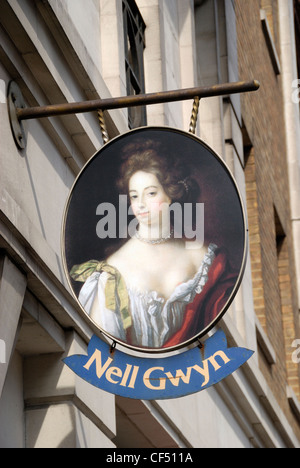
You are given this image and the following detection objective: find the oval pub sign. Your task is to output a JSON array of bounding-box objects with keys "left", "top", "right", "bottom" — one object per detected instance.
[{"left": 62, "top": 127, "right": 253, "bottom": 399}]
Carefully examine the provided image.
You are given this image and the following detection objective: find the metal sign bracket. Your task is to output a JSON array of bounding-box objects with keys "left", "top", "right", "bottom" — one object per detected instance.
[{"left": 7, "top": 80, "right": 260, "bottom": 150}]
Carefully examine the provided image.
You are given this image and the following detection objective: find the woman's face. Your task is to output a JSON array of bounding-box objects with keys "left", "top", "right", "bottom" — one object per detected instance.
[{"left": 129, "top": 171, "right": 171, "bottom": 226}]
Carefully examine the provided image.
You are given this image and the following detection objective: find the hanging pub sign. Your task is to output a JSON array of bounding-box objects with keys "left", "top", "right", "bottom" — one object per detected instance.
[{"left": 62, "top": 126, "right": 253, "bottom": 399}]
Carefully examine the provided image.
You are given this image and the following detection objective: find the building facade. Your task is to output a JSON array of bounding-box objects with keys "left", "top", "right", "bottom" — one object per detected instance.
[{"left": 0, "top": 0, "right": 300, "bottom": 448}]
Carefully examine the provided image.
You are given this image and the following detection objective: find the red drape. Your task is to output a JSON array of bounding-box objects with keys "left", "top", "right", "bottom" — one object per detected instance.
[{"left": 163, "top": 248, "right": 237, "bottom": 348}]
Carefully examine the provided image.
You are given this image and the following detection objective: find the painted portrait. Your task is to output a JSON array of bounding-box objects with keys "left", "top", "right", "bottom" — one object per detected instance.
[{"left": 62, "top": 127, "right": 247, "bottom": 352}]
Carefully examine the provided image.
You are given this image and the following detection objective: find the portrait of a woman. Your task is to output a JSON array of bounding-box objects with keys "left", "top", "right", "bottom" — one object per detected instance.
[{"left": 67, "top": 131, "right": 242, "bottom": 352}]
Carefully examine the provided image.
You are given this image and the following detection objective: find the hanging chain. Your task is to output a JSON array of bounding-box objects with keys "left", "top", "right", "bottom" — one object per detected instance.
[
  {"left": 99, "top": 96, "right": 199, "bottom": 141},
  {"left": 98, "top": 98, "right": 200, "bottom": 142},
  {"left": 97, "top": 109, "right": 109, "bottom": 144},
  {"left": 189, "top": 96, "right": 200, "bottom": 134}
]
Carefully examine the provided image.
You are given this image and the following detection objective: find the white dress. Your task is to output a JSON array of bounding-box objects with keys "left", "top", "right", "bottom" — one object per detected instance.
[{"left": 78, "top": 243, "right": 217, "bottom": 348}]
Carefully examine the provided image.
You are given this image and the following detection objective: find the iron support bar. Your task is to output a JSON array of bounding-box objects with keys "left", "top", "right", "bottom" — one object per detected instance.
[{"left": 16, "top": 80, "right": 260, "bottom": 122}]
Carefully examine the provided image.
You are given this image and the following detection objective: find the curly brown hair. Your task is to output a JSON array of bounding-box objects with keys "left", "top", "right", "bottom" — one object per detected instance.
[{"left": 117, "top": 138, "right": 200, "bottom": 204}]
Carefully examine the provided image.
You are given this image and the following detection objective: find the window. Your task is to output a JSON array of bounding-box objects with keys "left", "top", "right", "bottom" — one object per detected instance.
[{"left": 122, "top": 0, "right": 147, "bottom": 128}]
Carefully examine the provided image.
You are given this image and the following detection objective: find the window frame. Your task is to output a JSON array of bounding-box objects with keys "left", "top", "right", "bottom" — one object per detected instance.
[{"left": 122, "top": 0, "right": 147, "bottom": 128}]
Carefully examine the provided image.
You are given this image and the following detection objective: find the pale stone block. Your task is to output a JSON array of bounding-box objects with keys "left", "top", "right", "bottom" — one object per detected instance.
[
  {"left": 48, "top": 0, "right": 102, "bottom": 70},
  {"left": 24, "top": 331, "right": 116, "bottom": 439},
  {"left": 137, "top": 0, "right": 158, "bottom": 7},
  {"left": 223, "top": 102, "right": 244, "bottom": 165},
  {"left": 157, "top": 386, "right": 252, "bottom": 448},
  {"left": 0, "top": 255, "right": 27, "bottom": 397},
  {"left": 100, "top": 0, "right": 119, "bottom": 16},
  {"left": 25, "top": 402, "right": 115, "bottom": 448},
  {"left": 0, "top": 352, "right": 24, "bottom": 448},
  {"left": 200, "top": 97, "right": 224, "bottom": 157}
]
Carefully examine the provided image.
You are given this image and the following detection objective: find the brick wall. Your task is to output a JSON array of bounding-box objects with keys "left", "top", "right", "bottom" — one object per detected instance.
[{"left": 236, "top": 0, "right": 300, "bottom": 437}]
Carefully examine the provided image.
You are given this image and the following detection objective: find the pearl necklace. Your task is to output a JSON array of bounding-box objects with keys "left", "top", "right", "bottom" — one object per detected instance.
[{"left": 134, "top": 227, "right": 174, "bottom": 245}]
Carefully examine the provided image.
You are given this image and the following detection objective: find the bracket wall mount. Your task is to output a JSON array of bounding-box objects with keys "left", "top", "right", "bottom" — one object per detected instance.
[{"left": 8, "top": 81, "right": 27, "bottom": 150}]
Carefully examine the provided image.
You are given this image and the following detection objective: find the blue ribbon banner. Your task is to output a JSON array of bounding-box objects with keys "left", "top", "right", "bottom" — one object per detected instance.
[{"left": 63, "top": 330, "right": 253, "bottom": 400}]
